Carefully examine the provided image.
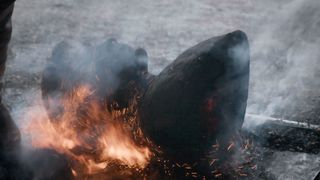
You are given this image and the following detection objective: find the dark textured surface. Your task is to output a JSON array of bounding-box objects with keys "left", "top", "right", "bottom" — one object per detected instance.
[
  {"left": 24, "top": 149, "right": 73, "bottom": 180},
  {"left": 140, "top": 31, "right": 250, "bottom": 161},
  {"left": 252, "top": 123, "right": 320, "bottom": 154},
  {"left": 0, "top": 104, "right": 20, "bottom": 151}
]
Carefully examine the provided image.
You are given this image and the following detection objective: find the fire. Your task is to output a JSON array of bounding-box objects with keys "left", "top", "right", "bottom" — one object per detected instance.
[{"left": 22, "top": 84, "right": 151, "bottom": 177}]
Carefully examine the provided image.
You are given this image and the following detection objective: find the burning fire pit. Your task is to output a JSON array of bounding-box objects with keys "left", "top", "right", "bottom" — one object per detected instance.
[{"left": 19, "top": 30, "right": 256, "bottom": 179}]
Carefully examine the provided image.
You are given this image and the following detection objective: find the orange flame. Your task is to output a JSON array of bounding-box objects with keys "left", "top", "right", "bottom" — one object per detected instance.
[{"left": 22, "top": 84, "right": 151, "bottom": 176}]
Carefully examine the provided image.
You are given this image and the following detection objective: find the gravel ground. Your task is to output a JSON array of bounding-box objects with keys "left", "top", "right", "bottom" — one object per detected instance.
[{"left": 3, "top": 0, "right": 320, "bottom": 179}]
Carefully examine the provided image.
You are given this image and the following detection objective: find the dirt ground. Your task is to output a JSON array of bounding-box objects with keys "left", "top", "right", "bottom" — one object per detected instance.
[{"left": 3, "top": 0, "right": 320, "bottom": 179}]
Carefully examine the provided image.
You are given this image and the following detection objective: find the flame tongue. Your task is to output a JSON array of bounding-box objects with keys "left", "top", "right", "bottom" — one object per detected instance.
[{"left": 23, "top": 84, "right": 151, "bottom": 176}]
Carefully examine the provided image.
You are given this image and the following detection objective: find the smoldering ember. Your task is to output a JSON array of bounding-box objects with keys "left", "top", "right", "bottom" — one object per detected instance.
[{"left": 1, "top": 1, "right": 320, "bottom": 180}]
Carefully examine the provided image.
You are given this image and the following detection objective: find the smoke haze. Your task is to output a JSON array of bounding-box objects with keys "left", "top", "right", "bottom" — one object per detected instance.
[
  {"left": 2, "top": 0, "right": 320, "bottom": 179},
  {"left": 5, "top": 0, "right": 320, "bottom": 130}
]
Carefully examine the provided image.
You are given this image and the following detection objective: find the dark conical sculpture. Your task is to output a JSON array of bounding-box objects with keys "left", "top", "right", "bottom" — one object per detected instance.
[{"left": 139, "top": 30, "right": 250, "bottom": 161}]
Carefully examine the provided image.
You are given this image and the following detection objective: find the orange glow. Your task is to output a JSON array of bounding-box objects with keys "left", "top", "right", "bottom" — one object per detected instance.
[{"left": 22, "top": 84, "right": 151, "bottom": 177}]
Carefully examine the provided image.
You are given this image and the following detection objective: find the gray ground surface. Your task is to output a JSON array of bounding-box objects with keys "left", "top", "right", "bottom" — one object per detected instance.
[{"left": 3, "top": 0, "right": 320, "bottom": 179}]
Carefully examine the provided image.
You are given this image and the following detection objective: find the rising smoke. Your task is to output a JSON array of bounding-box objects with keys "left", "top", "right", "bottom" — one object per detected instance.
[
  {"left": 2, "top": 0, "right": 319, "bottom": 179},
  {"left": 245, "top": 0, "right": 320, "bottom": 128}
]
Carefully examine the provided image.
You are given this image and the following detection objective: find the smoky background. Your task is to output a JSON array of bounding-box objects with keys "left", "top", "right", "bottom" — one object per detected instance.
[
  {"left": 5, "top": 0, "right": 320, "bottom": 128},
  {"left": 2, "top": 0, "right": 320, "bottom": 179}
]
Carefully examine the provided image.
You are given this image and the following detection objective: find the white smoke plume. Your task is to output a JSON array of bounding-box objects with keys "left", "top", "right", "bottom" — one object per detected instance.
[{"left": 245, "top": 0, "right": 320, "bottom": 128}]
